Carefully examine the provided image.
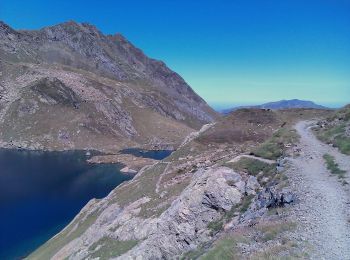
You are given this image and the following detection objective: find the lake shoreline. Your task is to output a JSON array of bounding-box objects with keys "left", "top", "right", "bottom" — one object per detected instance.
[
  {"left": 0, "top": 148, "right": 135, "bottom": 259},
  {"left": 0, "top": 145, "right": 173, "bottom": 173}
]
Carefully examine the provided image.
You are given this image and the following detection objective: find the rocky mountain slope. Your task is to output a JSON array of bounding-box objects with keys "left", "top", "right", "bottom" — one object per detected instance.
[
  {"left": 0, "top": 21, "right": 217, "bottom": 151},
  {"left": 223, "top": 99, "right": 329, "bottom": 114},
  {"left": 29, "top": 108, "right": 330, "bottom": 259}
]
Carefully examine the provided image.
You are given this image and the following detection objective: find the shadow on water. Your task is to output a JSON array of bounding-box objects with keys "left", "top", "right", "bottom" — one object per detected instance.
[
  {"left": 120, "top": 148, "right": 173, "bottom": 160},
  {"left": 0, "top": 149, "right": 131, "bottom": 260}
]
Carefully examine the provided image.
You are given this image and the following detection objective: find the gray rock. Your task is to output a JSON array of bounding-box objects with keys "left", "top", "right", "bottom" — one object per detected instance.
[{"left": 246, "top": 176, "right": 261, "bottom": 195}]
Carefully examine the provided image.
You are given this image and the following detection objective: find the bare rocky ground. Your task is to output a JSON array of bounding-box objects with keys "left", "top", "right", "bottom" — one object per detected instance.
[{"left": 286, "top": 121, "right": 350, "bottom": 260}]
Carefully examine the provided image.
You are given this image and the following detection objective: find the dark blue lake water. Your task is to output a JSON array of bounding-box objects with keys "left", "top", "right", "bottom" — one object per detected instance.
[
  {"left": 0, "top": 149, "right": 133, "bottom": 260},
  {"left": 120, "top": 148, "right": 172, "bottom": 160}
]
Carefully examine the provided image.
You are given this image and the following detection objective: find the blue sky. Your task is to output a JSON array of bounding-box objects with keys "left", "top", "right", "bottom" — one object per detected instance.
[{"left": 1, "top": 0, "right": 349, "bottom": 108}]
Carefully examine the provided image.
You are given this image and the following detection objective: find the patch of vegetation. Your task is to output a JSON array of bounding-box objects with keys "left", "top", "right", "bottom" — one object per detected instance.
[
  {"left": 315, "top": 105, "right": 350, "bottom": 155},
  {"left": 253, "top": 128, "right": 299, "bottom": 160},
  {"left": 267, "top": 207, "right": 286, "bottom": 216},
  {"left": 323, "top": 154, "right": 346, "bottom": 179},
  {"left": 181, "top": 246, "right": 207, "bottom": 259},
  {"left": 226, "top": 158, "right": 276, "bottom": 183},
  {"left": 186, "top": 220, "right": 299, "bottom": 260},
  {"left": 164, "top": 141, "right": 205, "bottom": 162},
  {"left": 257, "top": 221, "right": 297, "bottom": 243},
  {"left": 316, "top": 124, "right": 350, "bottom": 155},
  {"left": 224, "top": 205, "right": 238, "bottom": 221},
  {"left": 200, "top": 236, "right": 247, "bottom": 260},
  {"left": 207, "top": 219, "right": 224, "bottom": 235},
  {"left": 333, "top": 135, "right": 350, "bottom": 155},
  {"left": 139, "top": 165, "right": 192, "bottom": 218},
  {"left": 327, "top": 105, "right": 350, "bottom": 122},
  {"left": 109, "top": 162, "right": 167, "bottom": 207},
  {"left": 240, "top": 194, "right": 255, "bottom": 213},
  {"left": 230, "top": 158, "right": 275, "bottom": 176},
  {"left": 250, "top": 241, "right": 304, "bottom": 260},
  {"left": 225, "top": 156, "right": 286, "bottom": 189},
  {"left": 223, "top": 194, "right": 255, "bottom": 223},
  {"left": 89, "top": 237, "right": 138, "bottom": 259}
]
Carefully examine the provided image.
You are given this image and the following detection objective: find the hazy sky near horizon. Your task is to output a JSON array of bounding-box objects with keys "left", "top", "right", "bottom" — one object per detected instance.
[{"left": 1, "top": 0, "right": 349, "bottom": 108}]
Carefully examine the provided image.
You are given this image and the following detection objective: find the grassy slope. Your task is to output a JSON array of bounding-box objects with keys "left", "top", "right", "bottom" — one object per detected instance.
[
  {"left": 253, "top": 128, "right": 299, "bottom": 160},
  {"left": 89, "top": 238, "right": 138, "bottom": 260},
  {"left": 315, "top": 105, "right": 350, "bottom": 155}
]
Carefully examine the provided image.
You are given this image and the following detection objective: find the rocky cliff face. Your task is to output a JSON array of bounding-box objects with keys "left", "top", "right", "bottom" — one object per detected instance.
[{"left": 0, "top": 21, "right": 217, "bottom": 151}]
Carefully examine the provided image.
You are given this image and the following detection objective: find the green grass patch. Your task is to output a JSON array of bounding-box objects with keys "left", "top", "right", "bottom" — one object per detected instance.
[
  {"left": 181, "top": 246, "right": 207, "bottom": 259},
  {"left": 240, "top": 194, "right": 255, "bottom": 213},
  {"left": 316, "top": 123, "right": 350, "bottom": 155},
  {"left": 109, "top": 162, "right": 167, "bottom": 207},
  {"left": 229, "top": 158, "right": 275, "bottom": 176},
  {"left": 333, "top": 135, "right": 350, "bottom": 155},
  {"left": 207, "top": 219, "right": 224, "bottom": 236},
  {"left": 89, "top": 237, "right": 138, "bottom": 259},
  {"left": 253, "top": 128, "right": 299, "bottom": 160},
  {"left": 323, "top": 154, "right": 346, "bottom": 179},
  {"left": 226, "top": 158, "right": 276, "bottom": 183},
  {"left": 257, "top": 221, "right": 297, "bottom": 243},
  {"left": 200, "top": 236, "right": 247, "bottom": 260},
  {"left": 250, "top": 241, "right": 303, "bottom": 260},
  {"left": 223, "top": 194, "right": 255, "bottom": 223}
]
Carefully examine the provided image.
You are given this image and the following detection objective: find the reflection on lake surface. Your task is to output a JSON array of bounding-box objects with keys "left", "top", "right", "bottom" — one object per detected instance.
[{"left": 0, "top": 149, "right": 132, "bottom": 260}]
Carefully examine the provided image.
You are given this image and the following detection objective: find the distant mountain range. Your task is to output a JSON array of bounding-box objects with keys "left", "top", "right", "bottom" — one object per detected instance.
[{"left": 222, "top": 99, "right": 329, "bottom": 114}]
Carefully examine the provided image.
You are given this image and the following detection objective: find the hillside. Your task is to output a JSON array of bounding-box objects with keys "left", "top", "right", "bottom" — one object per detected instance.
[
  {"left": 313, "top": 104, "right": 350, "bottom": 155},
  {"left": 0, "top": 21, "right": 218, "bottom": 151},
  {"left": 222, "top": 99, "right": 329, "bottom": 114},
  {"left": 29, "top": 108, "right": 332, "bottom": 259}
]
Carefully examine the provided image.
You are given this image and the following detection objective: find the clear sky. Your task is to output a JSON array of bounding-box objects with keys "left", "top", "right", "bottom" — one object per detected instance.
[{"left": 1, "top": 0, "right": 349, "bottom": 108}]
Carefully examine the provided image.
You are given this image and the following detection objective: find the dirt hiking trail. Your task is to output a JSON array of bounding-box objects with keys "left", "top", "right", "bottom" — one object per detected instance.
[{"left": 286, "top": 121, "right": 350, "bottom": 260}]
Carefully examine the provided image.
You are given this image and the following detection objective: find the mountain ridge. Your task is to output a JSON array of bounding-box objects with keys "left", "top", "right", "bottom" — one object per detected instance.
[
  {"left": 0, "top": 21, "right": 218, "bottom": 151},
  {"left": 222, "top": 99, "right": 329, "bottom": 114}
]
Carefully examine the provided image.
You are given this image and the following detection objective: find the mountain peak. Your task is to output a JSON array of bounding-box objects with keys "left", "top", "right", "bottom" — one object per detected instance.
[
  {"left": 223, "top": 99, "right": 329, "bottom": 114},
  {"left": 0, "top": 21, "right": 18, "bottom": 36},
  {"left": 0, "top": 20, "right": 218, "bottom": 151}
]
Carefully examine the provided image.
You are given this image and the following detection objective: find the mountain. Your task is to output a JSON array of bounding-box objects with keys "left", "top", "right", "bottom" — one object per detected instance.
[
  {"left": 222, "top": 99, "right": 329, "bottom": 114},
  {"left": 0, "top": 21, "right": 218, "bottom": 151}
]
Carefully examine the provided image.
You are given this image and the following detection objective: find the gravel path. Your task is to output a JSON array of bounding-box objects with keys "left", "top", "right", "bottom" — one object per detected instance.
[{"left": 286, "top": 121, "right": 350, "bottom": 260}]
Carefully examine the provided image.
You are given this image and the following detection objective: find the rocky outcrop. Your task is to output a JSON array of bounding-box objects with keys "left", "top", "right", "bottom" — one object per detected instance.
[
  {"left": 41, "top": 161, "right": 290, "bottom": 259},
  {"left": 40, "top": 166, "right": 262, "bottom": 259}
]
